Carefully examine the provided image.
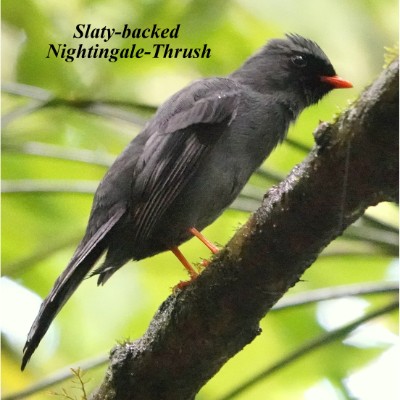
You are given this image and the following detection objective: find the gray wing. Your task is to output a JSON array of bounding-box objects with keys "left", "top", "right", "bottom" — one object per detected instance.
[{"left": 131, "top": 79, "right": 241, "bottom": 242}]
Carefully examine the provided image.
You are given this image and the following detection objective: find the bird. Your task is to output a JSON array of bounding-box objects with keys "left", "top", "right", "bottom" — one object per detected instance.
[{"left": 21, "top": 33, "right": 352, "bottom": 370}]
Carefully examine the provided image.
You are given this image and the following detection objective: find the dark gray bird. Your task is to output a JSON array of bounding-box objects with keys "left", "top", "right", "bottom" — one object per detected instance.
[{"left": 21, "top": 33, "right": 352, "bottom": 370}]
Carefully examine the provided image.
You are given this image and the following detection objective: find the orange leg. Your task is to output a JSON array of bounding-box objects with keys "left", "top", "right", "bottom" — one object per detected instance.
[
  {"left": 170, "top": 246, "right": 198, "bottom": 280},
  {"left": 170, "top": 228, "right": 219, "bottom": 289},
  {"left": 188, "top": 227, "right": 219, "bottom": 254}
]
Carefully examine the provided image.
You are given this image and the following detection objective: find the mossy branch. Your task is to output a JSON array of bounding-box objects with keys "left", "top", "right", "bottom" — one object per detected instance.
[{"left": 91, "top": 59, "right": 398, "bottom": 400}]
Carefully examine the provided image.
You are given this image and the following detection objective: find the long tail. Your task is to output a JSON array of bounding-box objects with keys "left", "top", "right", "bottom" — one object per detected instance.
[{"left": 21, "top": 208, "right": 125, "bottom": 370}]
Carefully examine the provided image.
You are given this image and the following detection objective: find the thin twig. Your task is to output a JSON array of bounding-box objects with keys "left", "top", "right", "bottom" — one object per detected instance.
[
  {"left": 362, "top": 213, "right": 399, "bottom": 234},
  {"left": 284, "top": 137, "right": 312, "bottom": 153},
  {"left": 1, "top": 180, "right": 98, "bottom": 194},
  {"left": 3, "top": 142, "right": 116, "bottom": 167},
  {"left": 3, "top": 235, "right": 82, "bottom": 277},
  {"left": 217, "top": 301, "right": 398, "bottom": 400},
  {"left": 273, "top": 281, "right": 399, "bottom": 310},
  {"left": 3, "top": 355, "right": 109, "bottom": 400},
  {"left": 2, "top": 82, "right": 156, "bottom": 127}
]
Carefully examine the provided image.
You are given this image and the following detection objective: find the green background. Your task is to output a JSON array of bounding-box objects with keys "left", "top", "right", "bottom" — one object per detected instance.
[{"left": 2, "top": 0, "right": 398, "bottom": 399}]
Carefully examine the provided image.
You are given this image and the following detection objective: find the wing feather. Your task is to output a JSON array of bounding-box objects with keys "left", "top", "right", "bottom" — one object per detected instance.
[{"left": 131, "top": 82, "right": 241, "bottom": 242}]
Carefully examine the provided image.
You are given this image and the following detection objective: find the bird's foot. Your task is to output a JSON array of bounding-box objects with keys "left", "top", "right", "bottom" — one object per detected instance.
[
  {"left": 173, "top": 274, "right": 199, "bottom": 292},
  {"left": 200, "top": 258, "right": 211, "bottom": 267}
]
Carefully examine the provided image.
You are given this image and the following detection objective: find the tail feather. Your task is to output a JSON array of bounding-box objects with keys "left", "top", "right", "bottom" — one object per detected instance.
[{"left": 21, "top": 207, "right": 126, "bottom": 370}]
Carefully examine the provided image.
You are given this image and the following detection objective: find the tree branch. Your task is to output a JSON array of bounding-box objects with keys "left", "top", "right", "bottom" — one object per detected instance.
[{"left": 91, "top": 60, "right": 398, "bottom": 400}]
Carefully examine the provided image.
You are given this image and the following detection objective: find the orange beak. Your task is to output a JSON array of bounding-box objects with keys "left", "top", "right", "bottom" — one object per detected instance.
[{"left": 320, "top": 75, "right": 353, "bottom": 89}]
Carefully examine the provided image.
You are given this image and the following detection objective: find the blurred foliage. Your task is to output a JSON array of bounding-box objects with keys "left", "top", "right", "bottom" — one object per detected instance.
[{"left": 1, "top": 0, "right": 398, "bottom": 399}]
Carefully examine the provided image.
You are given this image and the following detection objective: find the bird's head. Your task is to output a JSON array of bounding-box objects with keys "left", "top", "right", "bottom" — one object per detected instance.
[{"left": 232, "top": 33, "right": 352, "bottom": 108}]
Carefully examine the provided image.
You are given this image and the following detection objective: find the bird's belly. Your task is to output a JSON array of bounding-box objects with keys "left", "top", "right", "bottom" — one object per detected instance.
[
  {"left": 147, "top": 151, "right": 249, "bottom": 252},
  {"left": 134, "top": 120, "right": 276, "bottom": 257}
]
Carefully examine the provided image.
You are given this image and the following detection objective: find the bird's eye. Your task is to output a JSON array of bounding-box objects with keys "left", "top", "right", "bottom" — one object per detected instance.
[{"left": 291, "top": 55, "right": 307, "bottom": 68}]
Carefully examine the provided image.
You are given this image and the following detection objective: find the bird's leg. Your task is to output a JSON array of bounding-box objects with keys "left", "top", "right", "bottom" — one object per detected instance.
[
  {"left": 171, "top": 246, "right": 199, "bottom": 291},
  {"left": 171, "top": 228, "right": 219, "bottom": 290},
  {"left": 188, "top": 227, "right": 219, "bottom": 267},
  {"left": 170, "top": 246, "right": 198, "bottom": 280},
  {"left": 189, "top": 227, "right": 219, "bottom": 254}
]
